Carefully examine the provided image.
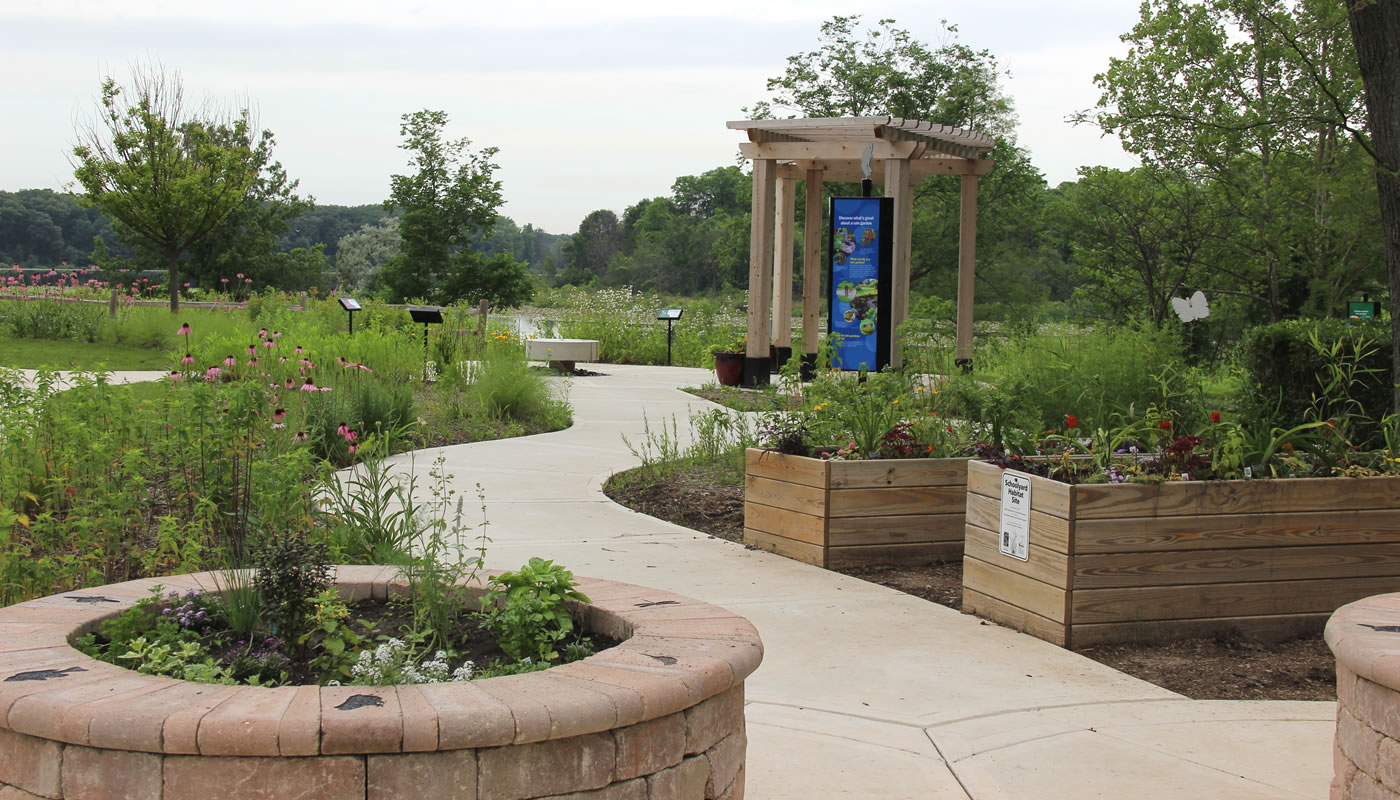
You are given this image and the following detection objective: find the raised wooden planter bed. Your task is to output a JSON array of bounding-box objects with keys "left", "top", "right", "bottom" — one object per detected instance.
[
  {"left": 963, "top": 460, "right": 1400, "bottom": 648},
  {"left": 743, "top": 448, "right": 967, "bottom": 569},
  {"left": 0, "top": 566, "right": 762, "bottom": 800}
]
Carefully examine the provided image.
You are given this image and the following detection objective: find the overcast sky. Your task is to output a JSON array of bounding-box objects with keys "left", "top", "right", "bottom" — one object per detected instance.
[{"left": 1, "top": 0, "right": 1141, "bottom": 235}]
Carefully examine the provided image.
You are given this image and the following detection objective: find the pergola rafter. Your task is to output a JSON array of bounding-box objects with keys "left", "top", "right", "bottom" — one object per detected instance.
[{"left": 727, "top": 117, "right": 996, "bottom": 385}]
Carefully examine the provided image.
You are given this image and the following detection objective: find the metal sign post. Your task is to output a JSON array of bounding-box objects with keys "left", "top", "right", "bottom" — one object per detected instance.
[
  {"left": 339, "top": 297, "right": 361, "bottom": 335},
  {"left": 407, "top": 306, "right": 445, "bottom": 379},
  {"left": 657, "top": 308, "right": 683, "bottom": 366}
]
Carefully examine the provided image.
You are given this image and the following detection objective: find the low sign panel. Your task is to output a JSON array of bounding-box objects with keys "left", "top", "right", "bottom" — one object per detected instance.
[{"left": 999, "top": 471, "right": 1031, "bottom": 561}]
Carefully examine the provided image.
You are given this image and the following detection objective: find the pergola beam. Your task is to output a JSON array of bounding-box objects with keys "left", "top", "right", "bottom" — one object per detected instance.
[
  {"left": 744, "top": 159, "right": 777, "bottom": 386},
  {"left": 773, "top": 157, "right": 994, "bottom": 183},
  {"left": 739, "top": 140, "right": 920, "bottom": 162}
]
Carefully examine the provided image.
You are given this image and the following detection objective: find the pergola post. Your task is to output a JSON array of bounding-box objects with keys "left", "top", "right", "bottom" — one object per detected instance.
[
  {"left": 955, "top": 173, "right": 980, "bottom": 369},
  {"left": 802, "top": 168, "right": 824, "bottom": 378},
  {"left": 884, "top": 157, "right": 912, "bottom": 369},
  {"left": 771, "top": 176, "right": 796, "bottom": 368},
  {"left": 745, "top": 158, "right": 777, "bottom": 386}
]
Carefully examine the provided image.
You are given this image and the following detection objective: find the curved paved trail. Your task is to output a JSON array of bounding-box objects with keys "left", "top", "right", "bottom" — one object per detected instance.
[{"left": 385, "top": 363, "right": 1335, "bottom": 799}]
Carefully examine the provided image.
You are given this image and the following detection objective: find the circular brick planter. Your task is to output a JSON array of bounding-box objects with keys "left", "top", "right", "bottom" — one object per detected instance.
[
  {"left": 0, "top": 565, "right": 762, "bottom": 800},
  {"left": 1326, "top": 593, "right": 1400, "bottom": 800}
]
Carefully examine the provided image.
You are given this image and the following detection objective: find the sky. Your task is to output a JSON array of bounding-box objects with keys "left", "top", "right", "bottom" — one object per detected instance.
[{"left": 0, "top": 0, "right": 1141, "bottom": 235}]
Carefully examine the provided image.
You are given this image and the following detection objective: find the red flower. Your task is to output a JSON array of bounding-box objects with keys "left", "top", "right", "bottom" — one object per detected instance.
[
  {"left": 1210, "top": 411, "right": 1221, "bottom": 424},
  {"left": 1066, "top": 414, "right": 1079, "bottom": 429},
  {"left": 1159, "top": 420, "right": 1172, "bottom": 430}
]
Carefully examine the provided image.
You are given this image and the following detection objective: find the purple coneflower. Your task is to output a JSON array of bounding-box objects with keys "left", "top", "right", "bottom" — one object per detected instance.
[{"left": 223, "top": 355, "right": 237, "bottom": 368}]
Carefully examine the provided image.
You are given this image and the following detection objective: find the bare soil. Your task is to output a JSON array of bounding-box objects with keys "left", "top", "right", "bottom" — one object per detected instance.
[{"left": 604, "top": 463, "right": 1337, "bottom": 702}]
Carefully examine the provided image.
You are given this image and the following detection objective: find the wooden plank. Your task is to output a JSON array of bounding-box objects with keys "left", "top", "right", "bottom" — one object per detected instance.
[
  {"left": 965, "top": 524, "right": 1071, "bottom": 589},
  {"left": 739, "top": 140, "right": 920, "bottom": 161},
  {"left": 1074, "top": 508, "right": 1400, "bottom": 554},
  {"left": 963, "top": 556, "right": 1068, "bottom": 624},
  {"left": 1071, "top": 575, "right": 1400, "bottom": 624},
  {"left": 802, "top": 169, "right": 823, "bottom": 356},
  {"left": 743, "top": 502, "right": 825, "bottom": 546},
  {"left": 743, "top": 528, "right": 825, "bottom": 568},
  {"left": 828, "top": 486, "right": 965, "bottom": 517},
  {"left": 966, "top": 493, "right": 1071, "bottom": 556},
  {"left": 745, "top": 475, "right": 827, "bottom": 517},
  {"left": 828, "top": 458, "right": 966, "bottom": 489},
  {"left": 829, "top": 542, "right": 961, "bottom": 570},
  {"left": 1071, "top": 613, "right": 1332, "bottom": 649},
  {"left": 1073, "top": 543, "right": 1400, "bottom": 589},
  {"left": 775, "top": 159, "right": 993, "bottom": 181},
  {"left": 963, "top": 588, "right": 1067, "bottom": 647},
  {"left": 827, "top": 514, "right": 964, "bottom": 547},
  {"left": 746, "top": 159, "right": 776, "bottom": 359},
  {"left": 771, "top": 176, "right": 795, "bottom": 348},
  {"left": 1073, "top": 475, "right": 1400, "bottom": 519},
  {"left": 885, "top": 156, "right": 911, "bottom": 368},
  {"left": 745, "top": 448, "right": 828, "bottom": 489},
  {"left": 966, "top": 462, "right": 1072, "bottom": 518}
]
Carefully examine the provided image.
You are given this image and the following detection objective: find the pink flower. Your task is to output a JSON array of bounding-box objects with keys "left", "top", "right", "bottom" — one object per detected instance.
[
  {"left": 278, "top": 356, "right": 288, "bottom": 364},
  {"left": 246, "top": 344, "right": 256, "bottom": 356},
  {"left": 294, "top": 346, "right": 303, "bottom": 355},
  {"left": 264, "top": 340, "right": 275, "bottom": 349},
  {"left": 244, "top": 278, "right": 252, "bottom": 284},
  {"left": 183, "top": 282, "right": 190, "bottom": 288},
  {"left": 169, "top": 371, "right": 182, "bottom": 382},
  {"left": 300, "top": 379, "right": 317, "bottom": 392},
  {"left": 223, "top": 355, "right": 237, "bottom": 368},
  {"left": 358, "top": 364, "right": 373, "bottom": 373},
  {"left": 336, "top": 423, "right": 349, "bottom": 437},
  {"left": 177, "top": 323, "right": 191, "bottom": 336},
  {"left": 221, "top": 278, "right": 229, "bottom": 284},
  {"left": 319, "top": 386, "right": 332, "bottom": 392},
  {"left": 236, "top": 273, "right": 244, "bottom": 279},
  {"left": 205, "top": 367, "right": 222, "bottom": 382},
  {"left": 294, "top": 431, "right": 308, "bottom": 441},
  {"left": 273, "top": 408, "right": 286, "bottom": 422},
  {"left": 258, "top": 328, "right": 268, "bottom": 339},
  {"left": 272, "top": 331, "right": 282, "bottom": 338},
  {"left": 347, "top": 444, "right": 358, "bottom": 455},
  {"left": 181, "top": 353, "right": 194, "bottom": 365},
  {"left": 284, "top": 378, "right": 295, "bottom": 389}
]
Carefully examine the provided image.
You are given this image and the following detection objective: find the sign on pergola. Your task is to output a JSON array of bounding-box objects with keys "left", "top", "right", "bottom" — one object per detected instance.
[{"left": 728, "top": 116, "right": 995, "bottom": 386}]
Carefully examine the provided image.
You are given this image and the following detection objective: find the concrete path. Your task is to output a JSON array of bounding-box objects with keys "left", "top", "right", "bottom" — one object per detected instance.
[{"left": 385, "top": 363, "right": 1337, "bottom": 800}]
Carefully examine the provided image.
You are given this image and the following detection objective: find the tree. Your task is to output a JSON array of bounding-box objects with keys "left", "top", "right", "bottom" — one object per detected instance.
[
  {"left": 559, "top": 209, "right": 621, "bottom": 286},
  {"left": 335, "top": 219, "right": 401, "bottom": 293},
  {"left": 71, "top": 66, "right": 264, "bottom": 311},
  {"left": 381, "top": 110, "right": 530, "bottom": 306},
  {"left": 1344, "top": 0, "right": 1400, "bottom": 412},
  {"left": 1090, "top": 0, "right": 1376, "bottom": 321}
]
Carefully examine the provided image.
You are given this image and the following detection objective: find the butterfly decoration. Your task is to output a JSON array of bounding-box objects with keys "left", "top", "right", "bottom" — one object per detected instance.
[{"left": 1172, "top": 290, "right": 1210, "bottom": 323}]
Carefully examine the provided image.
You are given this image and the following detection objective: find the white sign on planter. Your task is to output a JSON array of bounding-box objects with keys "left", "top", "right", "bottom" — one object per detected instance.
[{"left": 999, "top": 471, "right": 1031, "bottom": 561}]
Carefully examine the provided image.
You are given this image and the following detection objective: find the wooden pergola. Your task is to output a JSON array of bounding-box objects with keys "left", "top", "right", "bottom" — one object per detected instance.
[{"left": 727, "top": 116, "right": 995, "bottom": 385}]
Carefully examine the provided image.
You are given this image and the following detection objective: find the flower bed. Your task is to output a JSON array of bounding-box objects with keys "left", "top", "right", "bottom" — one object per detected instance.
[
  {"left": 963, "top": 460, "right": 1400, "bottom": 648},
  {"left": 744, "top": 448, "right": 967, "bottom": 569},
  {"left": 0, "top": 566, "right": 762, "bottom": 800},
  {"left": 1325, "top": 592, "right": 1400, "bottom": 799}
]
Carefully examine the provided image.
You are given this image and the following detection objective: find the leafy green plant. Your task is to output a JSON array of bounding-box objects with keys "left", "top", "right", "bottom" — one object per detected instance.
[
  {"left": 252, "top": 532, "right": 334, "bottom": 643},
  {"left": 479, "top": 558, "right": 591, "bottom": 664}
]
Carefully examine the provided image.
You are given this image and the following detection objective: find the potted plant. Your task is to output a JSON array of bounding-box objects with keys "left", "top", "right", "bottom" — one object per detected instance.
[
  {"left": 962, "top": 407, "right": 1400, "bottom": 649},
  {"left": 712, "top": 334, "right": 747, "bottom": 386}
]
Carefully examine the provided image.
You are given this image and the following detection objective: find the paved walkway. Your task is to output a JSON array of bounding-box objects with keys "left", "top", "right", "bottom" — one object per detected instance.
[{"left": 382, "top": 363, "right": 1336, "bottom": 800}]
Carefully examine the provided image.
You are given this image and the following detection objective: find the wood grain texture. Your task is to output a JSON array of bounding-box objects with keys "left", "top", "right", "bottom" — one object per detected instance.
[
  {"left": 966, "top": 492, "right": 1071, "bottom": 555},
  {"left": 828, "top": 486, "right": 965, "bottom": 517},
  {"left": 744, "top": 502, "right": 825, "bottom": 546},
  {"left": 828, "top": 542, "right": 961, "bottom": 569},
  {"left": 964, "top": 527, "right": 1071, "bottom": 589},
  {"left": 743, "top": 528, "right": 825, "bottom": 568},
  {"left": 963, "top": 556, "right": 1068, "bottom": 623},
  {"left": 744, "top": 449, "right": 827, "bottom": 488},
  {"left": 1072, "top": 475, "right": 1400, "bottom": 519},
  {"left": 827, "top": 457, "right": 967, "bottom": 489},
  {"left": 966, "top": 462, "right": 1072, "bottom": 518},
  {"left": 827, "top": 514, "right": 964, "bottom": 547},
  {"left": 1073, "top": 543, "right": 1400, "bottom": 589},
  {"left": 745, "top": 475, "right": 826, "bottom": 516},
  {"left": 1073, "top": 508, "right": 1400, "bottom": 553},
  {"left": 963, "top": 588, "right": 1067, "bottom": 647},
  {"left": 1071, "top": 612, "right": 1332, "bottom": 649},
  {"left": 1071, "top": 575, "right": 1400, "bottom": 624}
]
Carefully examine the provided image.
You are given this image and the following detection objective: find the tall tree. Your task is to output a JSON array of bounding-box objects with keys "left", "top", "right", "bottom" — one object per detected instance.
[
  {"left": 70, "top": 66, "right": 264, "bottom": 311},
  {"left": 334, "top": 219, "right": 401, "bottom": 293},
  {"left": 1090, "top": 0, "right": 1375, "bottom": 321},
  {"left": 1344, "top": 0, "right": 1400, "bottom": 412},
  {"left": 380, "top": 109, "right": 530, "bottom": 306}
]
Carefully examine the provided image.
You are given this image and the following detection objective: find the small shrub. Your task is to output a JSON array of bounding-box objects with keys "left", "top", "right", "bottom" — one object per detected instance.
[
  {"left": 480, "top": 557, "right": 591, "bottom": 664},
  {"left": 253, "top": 532, "right": 334, "bottom": 643}
]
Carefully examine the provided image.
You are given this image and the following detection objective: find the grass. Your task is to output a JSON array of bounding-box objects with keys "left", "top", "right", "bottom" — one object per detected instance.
[{"left": 0, "top": 338, "right": 172, "bottom": 370}]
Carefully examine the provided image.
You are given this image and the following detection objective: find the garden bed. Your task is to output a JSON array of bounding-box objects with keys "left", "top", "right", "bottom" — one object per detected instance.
[
  {"left": 0, "top": 566, "right": 762, "bottom": 800},
  {"left": 743, "top": 448, "right": 967, "bottom": 569},
  {"left": 963, "top": 459, "right": 1400, "bottom": 648}
]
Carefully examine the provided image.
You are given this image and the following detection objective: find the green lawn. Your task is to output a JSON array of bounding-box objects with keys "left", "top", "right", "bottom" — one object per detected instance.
[{"left": 0, "top": 338, "right": 171, "bottom": 371}]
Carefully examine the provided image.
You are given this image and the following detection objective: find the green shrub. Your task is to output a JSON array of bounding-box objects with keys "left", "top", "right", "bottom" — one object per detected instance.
[{"left": 1239, "top": 318, "right": 1392, "bottom": 440}]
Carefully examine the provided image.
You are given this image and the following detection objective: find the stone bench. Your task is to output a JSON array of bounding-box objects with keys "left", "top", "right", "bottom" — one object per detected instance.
[
  {"left": 525, "top": 339, "right": 600, "bottom": 372},
  {"left": 1326, "top": 592, "right": 1400, "bottom": 799},
  {"left": 0, "top": 565, "right": 762, "bottom": 800}
]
